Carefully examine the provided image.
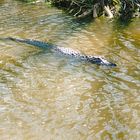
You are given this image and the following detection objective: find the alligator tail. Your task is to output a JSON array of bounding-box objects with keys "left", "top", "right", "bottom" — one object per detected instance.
[{"left": 7, "top": 37, "right": 53, "bottom": 49}]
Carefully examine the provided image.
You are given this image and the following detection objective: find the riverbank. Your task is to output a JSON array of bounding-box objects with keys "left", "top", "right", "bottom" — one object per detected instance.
[
  {"left": 20, "top": 0, "right": 140, "bottom": 21},
  {"left": 21, "top": 0, "right": 140, "bottom": 21},
  {"left": 47, "top": 0, "right": 140, "bottom": 20}
]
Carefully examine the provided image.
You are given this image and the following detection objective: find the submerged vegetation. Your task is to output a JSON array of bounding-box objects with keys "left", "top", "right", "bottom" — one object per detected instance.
[{"left": 46, "top": 0, "right": 140, "bottom": 20}]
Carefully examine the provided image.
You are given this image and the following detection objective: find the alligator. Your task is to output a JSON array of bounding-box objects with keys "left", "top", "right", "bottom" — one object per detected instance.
[{"left": 6, "top": 37, "right": 116, "bottom": 67}]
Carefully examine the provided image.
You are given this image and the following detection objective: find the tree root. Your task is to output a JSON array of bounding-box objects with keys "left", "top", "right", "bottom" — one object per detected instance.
[
  {"left": 104, "top": 5, "right": 113, "bottom": 18},
  {"left": 77, "top": 9, "right": 92, "bottom": 19}
]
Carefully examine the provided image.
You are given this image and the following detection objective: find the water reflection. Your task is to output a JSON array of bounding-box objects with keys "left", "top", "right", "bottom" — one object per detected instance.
[{"left": 0, "top": 0, "right": 140, "bottom": 140}]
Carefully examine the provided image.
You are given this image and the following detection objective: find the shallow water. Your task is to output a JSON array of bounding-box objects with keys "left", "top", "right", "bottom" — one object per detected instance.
[{"left": 0, "top": 0, "right": 140, "bottom": 140}]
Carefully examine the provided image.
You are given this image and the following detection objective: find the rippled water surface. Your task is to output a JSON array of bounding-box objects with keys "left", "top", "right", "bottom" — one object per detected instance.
[{"left": 0, "top": 0, "right": 140, "bottom": 140}]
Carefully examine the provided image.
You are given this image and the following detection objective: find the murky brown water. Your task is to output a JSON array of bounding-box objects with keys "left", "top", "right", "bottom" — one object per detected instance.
[{"left": 0, "top": 0, "right": 140, "bottom": 140}]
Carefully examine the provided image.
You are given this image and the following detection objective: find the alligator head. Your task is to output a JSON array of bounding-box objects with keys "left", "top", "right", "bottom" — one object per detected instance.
[{"left": 87, "top": 56, "right": 117, "bottom": 67}]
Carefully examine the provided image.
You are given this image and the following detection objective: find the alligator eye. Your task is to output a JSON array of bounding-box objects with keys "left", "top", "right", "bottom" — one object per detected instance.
[{"left": 110, "top": 63, "right": 117, "bottom": 67}]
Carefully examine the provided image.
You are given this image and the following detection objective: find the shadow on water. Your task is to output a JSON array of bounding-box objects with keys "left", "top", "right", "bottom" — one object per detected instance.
[{"left": 113, "top": 18, "right": 133, "bottom": 31}]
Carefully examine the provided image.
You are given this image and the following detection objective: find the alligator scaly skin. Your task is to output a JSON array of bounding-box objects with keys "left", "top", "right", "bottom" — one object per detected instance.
[{"left": 7, "top": 37, "right": 116, "bottom": 67}]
